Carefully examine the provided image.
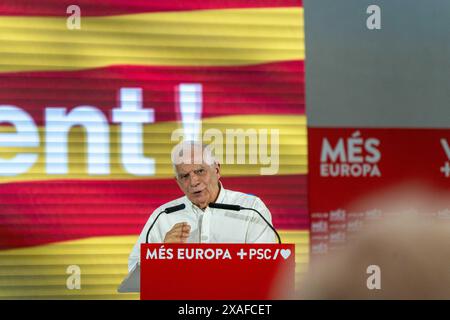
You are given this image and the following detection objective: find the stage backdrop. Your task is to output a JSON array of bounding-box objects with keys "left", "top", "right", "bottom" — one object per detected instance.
[
  {"left": 305, "top": 0, "right": 450, "bottom": 257},
  {"left": 0, "top": 1, "right": 306, "bottom": 298}
]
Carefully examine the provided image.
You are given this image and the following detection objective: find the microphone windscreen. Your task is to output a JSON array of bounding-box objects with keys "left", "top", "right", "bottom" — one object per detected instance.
[
  {"left": 209, "top": 202, "right": 241, "bottom": 211},
  {"left": 164, "top": 203, "right": 186, "bottom": 214}
]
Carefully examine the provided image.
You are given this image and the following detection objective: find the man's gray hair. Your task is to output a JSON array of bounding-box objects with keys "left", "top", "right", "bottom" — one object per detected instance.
[{"left": 171, "top": 141, "right": 217, "bottom": 173}]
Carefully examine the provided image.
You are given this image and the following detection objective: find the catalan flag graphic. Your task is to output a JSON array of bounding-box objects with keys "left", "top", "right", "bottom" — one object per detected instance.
[{"left": 0, "top": 0, "right": 306, "bottom": 299}]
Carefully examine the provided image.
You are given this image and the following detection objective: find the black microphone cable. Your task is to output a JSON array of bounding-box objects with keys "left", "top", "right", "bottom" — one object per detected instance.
[
  {"left": 208, "top": 202, "right": 282, "bottom": 244},
  {"left": 145, "top": 203, "right": 186, "bottom": 243}
]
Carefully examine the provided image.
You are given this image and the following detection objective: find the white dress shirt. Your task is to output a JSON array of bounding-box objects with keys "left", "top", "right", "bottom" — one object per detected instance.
[{"left": 128, "top": 183, "right": 276, "bottom": 271}]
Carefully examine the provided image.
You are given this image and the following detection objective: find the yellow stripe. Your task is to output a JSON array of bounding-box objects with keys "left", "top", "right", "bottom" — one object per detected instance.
[
  {"left": 0, "top": 230, "right": 309, "bottom": 299},
  {"left": 0, "top": 114, "right": 308, "bottom": 184},
  {"left": 0, "top": 8, "right": 304, "bottom": 73}
]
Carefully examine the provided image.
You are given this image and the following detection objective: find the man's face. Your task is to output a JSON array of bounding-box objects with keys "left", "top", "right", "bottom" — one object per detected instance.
[{"left": 175, "top": 162, "right": 221, "bottom": 209}]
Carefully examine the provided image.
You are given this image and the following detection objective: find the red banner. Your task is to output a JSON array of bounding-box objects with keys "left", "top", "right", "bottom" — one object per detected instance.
[
  {"left": 308, "top": 128, "right": 450, "bottom": 255},
  {"left": 140, "top": 243, "right": 295, "bottom": 300}
]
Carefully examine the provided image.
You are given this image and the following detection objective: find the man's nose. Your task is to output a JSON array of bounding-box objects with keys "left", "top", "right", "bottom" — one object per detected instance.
[{"left": 189, "top": 172, "right": 200, "bottom": 186}]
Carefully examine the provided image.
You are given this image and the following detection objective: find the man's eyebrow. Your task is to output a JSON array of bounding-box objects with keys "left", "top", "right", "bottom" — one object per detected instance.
[{"left": 178, "top": 165, "right": 206, "bottom": 174}]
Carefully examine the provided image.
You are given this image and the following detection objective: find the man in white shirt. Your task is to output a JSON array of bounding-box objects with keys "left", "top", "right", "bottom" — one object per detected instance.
[{"left": 128, "top": 141, "right": 276, "bottom": 271}]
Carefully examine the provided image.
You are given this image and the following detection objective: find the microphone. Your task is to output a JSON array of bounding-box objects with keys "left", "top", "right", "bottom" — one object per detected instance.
[
  {"left": 164, "top": 203, "right": 186, "bottom": 214},
  {"left": 208, "top": 202, "right": 282, "bottom": 244},
  {"left": 145, "top": 203, "right": 186, "bottom": 243},
  {"left": 208, "top": 203, "right": 241, "bottom": 211}
]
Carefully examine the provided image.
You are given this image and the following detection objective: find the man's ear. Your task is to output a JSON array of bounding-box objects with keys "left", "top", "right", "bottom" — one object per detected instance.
[{"left": 215, "top": 162, "right": 221, "bottom": 179}]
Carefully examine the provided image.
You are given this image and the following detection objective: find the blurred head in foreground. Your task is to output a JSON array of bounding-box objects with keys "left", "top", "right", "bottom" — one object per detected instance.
[{"left": 299, "top": 183, "right": 450, "bottom": 299}]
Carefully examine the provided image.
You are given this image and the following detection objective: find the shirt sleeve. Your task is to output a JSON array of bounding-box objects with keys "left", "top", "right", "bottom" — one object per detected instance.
[
  {"left": 127, "top": 209, "right": 165, "bottom": 272},
  {"left": 245, "top": 197, "right": 277, "bottom": 244}
]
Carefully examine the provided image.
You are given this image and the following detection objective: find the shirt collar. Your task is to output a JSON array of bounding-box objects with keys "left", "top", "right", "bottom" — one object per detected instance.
[{"left": 215, "top": 181, "right": 226, "bottom": 204}]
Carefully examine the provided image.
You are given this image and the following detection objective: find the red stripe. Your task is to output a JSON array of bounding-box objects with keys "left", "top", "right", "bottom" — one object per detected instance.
[
  {"left": 0, "top": 0, "right": 302, "bottom": 17},
  {"left": 0, "top": 61, "right": 304, "bottom": 125},
  {"left": 0, "top": 175, "right": 308, "bottom": 249}
]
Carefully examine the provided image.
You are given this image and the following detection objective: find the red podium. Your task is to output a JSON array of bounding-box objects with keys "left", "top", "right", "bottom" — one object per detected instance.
[{"left": 140, "top": 243, "right": 295, "bottom": 300}]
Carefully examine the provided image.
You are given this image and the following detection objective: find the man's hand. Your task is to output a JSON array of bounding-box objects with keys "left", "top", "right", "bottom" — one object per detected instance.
[{"left": 164, "top": 222, "right": 191, "bottom": 243}]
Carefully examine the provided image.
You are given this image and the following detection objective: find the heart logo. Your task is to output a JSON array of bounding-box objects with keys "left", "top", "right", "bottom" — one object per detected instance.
[{"left": 280, "top": 249, "right": 291, "bottom": 259}]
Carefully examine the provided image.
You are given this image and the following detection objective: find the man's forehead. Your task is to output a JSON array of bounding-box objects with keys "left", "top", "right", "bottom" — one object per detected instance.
[{"left": 176, "top": 163, "right": 208, "bottom": 174}]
